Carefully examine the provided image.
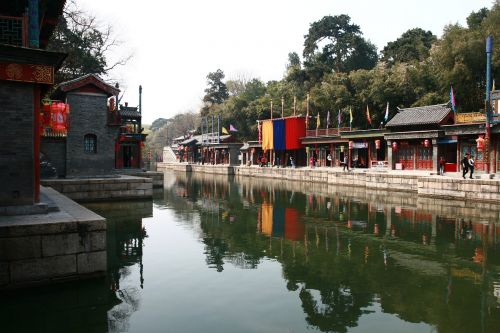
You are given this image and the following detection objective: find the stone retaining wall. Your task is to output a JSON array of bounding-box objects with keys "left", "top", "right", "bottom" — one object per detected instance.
[
  {"left": 42, "top": 176, "right": 153, "bottom": 202},
  {"left": 160, "top": 163, "right": 500, "bottom": 204},
  {"left": 127, "top": 171, "right": 164, "bottom": 188},
  {"left": 0, "top": 187, "right": 106, "bottom": 289}
]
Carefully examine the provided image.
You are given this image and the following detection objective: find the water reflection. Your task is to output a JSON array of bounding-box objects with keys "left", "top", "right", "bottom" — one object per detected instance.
[
  {"left": 84, "top": 200, "right": 152, "bottom": 332},
  {"left": 162, "top": 171, "right": 500, "bottom": 333}
]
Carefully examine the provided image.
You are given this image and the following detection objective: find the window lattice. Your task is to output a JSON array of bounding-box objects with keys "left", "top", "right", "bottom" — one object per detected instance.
[
  {"left": 0, "top": 17, "right": 23, "bottom": 46},
  {"left": 84, "top": 134, "right": 97, "bottom": 153}
]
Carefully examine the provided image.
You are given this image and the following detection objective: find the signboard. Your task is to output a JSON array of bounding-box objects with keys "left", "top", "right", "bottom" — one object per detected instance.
[
  {"left": 456, "top": 112, "right": 485, "bottom": 123},
  {"left": 352, "top": 142, "right": 368, "bottom": 149},
  {"left": 0, "top": 62, "right": 54, "bottom": 84}
]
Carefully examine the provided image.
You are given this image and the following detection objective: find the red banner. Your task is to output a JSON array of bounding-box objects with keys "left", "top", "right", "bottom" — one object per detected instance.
[{"left": 285, "top": 117, "right": 306, "bottom": 150}]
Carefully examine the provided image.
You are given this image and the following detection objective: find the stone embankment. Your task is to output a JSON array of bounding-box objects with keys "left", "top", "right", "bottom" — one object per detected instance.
[
  {"left": 42, "top": 175, "right": 153, "bottom": 202},
  {"left": 157, "top": 162, "right": 500, "bottom": 204}
]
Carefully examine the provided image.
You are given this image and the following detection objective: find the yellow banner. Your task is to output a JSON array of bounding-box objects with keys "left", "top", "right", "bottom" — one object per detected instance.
[
  {"left": 262, "top": 120, "right": 274, "bottom": 150},
  {"left": 455, "top": 112, "right": 485, "bottom": 123},
  {"left": 261, "top": 203, "right": 273, "bottom": 236}
]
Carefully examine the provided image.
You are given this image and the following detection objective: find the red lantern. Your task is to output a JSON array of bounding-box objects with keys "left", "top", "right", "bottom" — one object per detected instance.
[
  {"left": 392, "top": 141, "right": 398, "bottom": 150},
  {"left": 375, "top": 139, "right": 381, "bottom": 150},
  {"left": 184, "top": 146, "right": 188, "bottom": 152},
  {"left": 476, "top": 135, "right": 485, "bottom": 151},
  {"left": 423, "top": 139, "right": 431, "bottom": 148},
  {"left": 51, "top": 102, "right": 69, "bottom": 132},
  {"left": 348, "top": 141, "right": 353, "bottom": 150}
]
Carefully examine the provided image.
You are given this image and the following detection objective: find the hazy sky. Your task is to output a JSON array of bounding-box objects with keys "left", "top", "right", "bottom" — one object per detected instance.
[{"left": 79, "top": 0, "right": 493, "bottom": 124}]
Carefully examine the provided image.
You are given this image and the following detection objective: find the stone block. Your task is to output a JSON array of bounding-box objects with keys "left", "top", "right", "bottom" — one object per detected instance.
[
  {"left": 0, "top": 236, "right": 41, "bottom": 260},
  {"left": 0, "top": 262, "right": 9, "bottom": 285},
  {"left": 10, "top": 255, "right": 76, "bottom": 282},
  {"left": 42, "top": 233, "right": 79, "bottom": 256},
  {"left": 77, "top": 251, "right": 106, "bottom": 274}
]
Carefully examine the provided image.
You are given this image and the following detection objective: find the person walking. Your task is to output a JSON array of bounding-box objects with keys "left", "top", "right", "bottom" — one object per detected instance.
[
  {"left": 343, "top": 154, "right": 349, "bottom": 171},
  {"left": 327, "top": 153, "right": 332, "bottom": 167},
  {"left": 439, "top": 156, "right": 446, "bottom": 176},
  {"left": 290, "top": 156, "right": 295, "bottom": 168},
  {"left": 468, "top": 155, "right": 475, "bottom": 179},
  {"left": 461, "top": 153, "right": 469, "bottom": 179}
]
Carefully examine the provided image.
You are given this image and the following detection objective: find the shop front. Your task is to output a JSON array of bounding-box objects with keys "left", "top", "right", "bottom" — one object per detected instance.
[
  {"left": 340, "top": 129, "right": 386, "bottom": 169},
  {"left": 389, "top": 139, "right": 433, "bottom": 170}
]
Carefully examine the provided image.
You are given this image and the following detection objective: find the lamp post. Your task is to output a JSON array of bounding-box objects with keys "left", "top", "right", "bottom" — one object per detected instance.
[{"left": 485, "top": 36, "right": 493, "bottom": 175}]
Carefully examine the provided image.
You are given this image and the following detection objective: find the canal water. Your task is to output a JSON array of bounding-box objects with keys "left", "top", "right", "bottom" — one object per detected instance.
[{"left": 2, "top": 171, "right": 500, "bottom": 333}]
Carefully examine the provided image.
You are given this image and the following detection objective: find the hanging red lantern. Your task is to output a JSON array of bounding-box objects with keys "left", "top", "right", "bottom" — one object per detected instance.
[
  {"left": 476, "top": 135, "right": 485, "bottom": 150},
  {"left": 348, "top": 141, "right": 353, "bottom": 150},
  {"left": 423, "top": 139, "right": 431, "bottom": 148},
  {"left": 392, "top": 141, "right": 398, "bottom": 150},
  {"left": 51, "top": 102, "right": 69, "bottom": 133},
  {"left": 375, "top": 139, "right": 381, "bottom": 150}
]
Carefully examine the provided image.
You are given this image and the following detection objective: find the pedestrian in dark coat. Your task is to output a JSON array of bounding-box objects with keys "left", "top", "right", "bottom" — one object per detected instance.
[{"left": 461, "top": 153, "right": 469, "bottom": 179}]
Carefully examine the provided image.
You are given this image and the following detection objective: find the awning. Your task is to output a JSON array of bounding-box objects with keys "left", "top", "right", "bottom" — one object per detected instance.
[{"left": 437, "top": 139, "right": 457, "bottom": 144}]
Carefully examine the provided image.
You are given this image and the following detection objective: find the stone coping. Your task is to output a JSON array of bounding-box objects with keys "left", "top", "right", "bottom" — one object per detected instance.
[
  {"left": 42, "top": 175, "right": 152, "bottom": 185},
  {"left": 0, "top": 187, "right": 105, "bottom": 237}
]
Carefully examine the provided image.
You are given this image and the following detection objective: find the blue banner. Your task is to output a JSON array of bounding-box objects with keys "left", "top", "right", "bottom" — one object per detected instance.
[{"left": 273, "top": 119, "right": 286, "bottom": 151}]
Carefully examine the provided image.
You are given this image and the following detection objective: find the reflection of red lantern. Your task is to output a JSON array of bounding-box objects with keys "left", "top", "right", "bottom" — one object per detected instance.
[
  {"left": 392, "top": 141, "right": 398, "bottom": 150},
  {"left": 423, "top": 139, "right": 430, "bottom": 148},
  {"left": 347, "top": 220, "right": 352, "bottom": 229},
  {"left": 375, "top": 139, "right": 381, "bottom": 150},
  {"left": 476, "top": 135, "right": 485, "bottom": 151},
  {"left": 374, "top": 224, "right": 379, "bottom": 236},
  {"left": 348, "top": 141, "right": 353, "bottom": 150}
]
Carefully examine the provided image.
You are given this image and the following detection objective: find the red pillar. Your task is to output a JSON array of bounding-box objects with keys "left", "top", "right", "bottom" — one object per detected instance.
[{"left": 33, "top": 86, "right": 41, "bottom": 203}]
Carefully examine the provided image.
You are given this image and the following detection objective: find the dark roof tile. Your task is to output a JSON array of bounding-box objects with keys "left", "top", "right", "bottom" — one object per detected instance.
[{"left": 386, "top": 104, "right": 451, "bottom": 128}]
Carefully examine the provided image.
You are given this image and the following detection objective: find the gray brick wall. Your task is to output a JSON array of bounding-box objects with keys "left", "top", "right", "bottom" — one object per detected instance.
[
  {"left": 65, "top": 93, "right": 119, "bottom": 176},
  {"left": 41, "top": 137, "right": 66, "bottom": 177},
  {"left": 0, "top": 81, "right": 34, "bottom": 206}
]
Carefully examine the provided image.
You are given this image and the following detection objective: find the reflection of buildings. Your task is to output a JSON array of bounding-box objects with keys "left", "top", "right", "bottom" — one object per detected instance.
[{"left": 83, "top": 200, "right": 152, "bottom": 332}]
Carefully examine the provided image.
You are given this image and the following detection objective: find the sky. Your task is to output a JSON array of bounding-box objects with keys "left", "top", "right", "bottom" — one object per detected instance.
[{"left": 78, "top": 0, "right": 494, "bottom": 124}]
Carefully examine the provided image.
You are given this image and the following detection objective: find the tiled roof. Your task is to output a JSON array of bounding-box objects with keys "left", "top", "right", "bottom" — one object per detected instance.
[
  {"left": 386, "top": 104, "right": 452, "bottom": 128},
  {"left": 57, "top": 74, "right": 120, "bottom": 97},
  {"left": 119, "top": 106, "right": 141, "bottom": 118}
]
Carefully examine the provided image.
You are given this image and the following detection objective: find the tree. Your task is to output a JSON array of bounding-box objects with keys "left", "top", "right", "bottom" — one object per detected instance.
[
  {"left": 380, "top": 28, "right": 436, "bottom": 65},
  {"left": 47, "top": 1, "right": 132, "bottom": 84},
  {"left": 303, "top": 15, "right": 377, "bottom": 75},
  {"left": 202, "top": 69, "right": 229, "bottom": 109}
]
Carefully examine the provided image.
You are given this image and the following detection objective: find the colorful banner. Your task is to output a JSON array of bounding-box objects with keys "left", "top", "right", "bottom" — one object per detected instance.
[
  {"left": 262, "top": 120, "right": 274, "bottom": 151},
  {"left": 285, "top": 117, "right": 306, "bottom": 150},
  {"left": 284, "top": 208, "right": 304, "bottom": 241},
  {"left": 261, "top": 203, "right": 273, "bottom": 237},
  {"left": 273, "top": 119, "right": 286, "bottom": 151},
  {"left": 272, "top": 207, "right": 285, "bottom": 238}
]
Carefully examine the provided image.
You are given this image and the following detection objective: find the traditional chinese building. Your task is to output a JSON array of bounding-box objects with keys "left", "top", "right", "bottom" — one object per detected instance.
[
  {"left": 43, "top": 74, "right": 121, "bottom": 176},
  {"left": 115, "top": 99, "right": 147, "bottom": 170},
  {"left": 0, "top": 0, "right": 66, "bottom": 207},
  {"left": 385, "top": 104, "right": 454, "bottom": 171}
]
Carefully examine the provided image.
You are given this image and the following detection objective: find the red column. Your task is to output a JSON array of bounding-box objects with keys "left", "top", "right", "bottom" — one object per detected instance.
[{"left": 33, "top": 86, "right": 41, "bottom": 203}]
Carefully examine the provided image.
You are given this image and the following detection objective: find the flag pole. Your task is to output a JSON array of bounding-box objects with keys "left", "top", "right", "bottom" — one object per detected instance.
[
  {"left": 306, "top": 93, "right": 310, "bottom": 129},
  {"left": 281, "top": 96, "right": 284, "bottom": 118},
  {"left": 293, "top": 95, "right": 296, "bottom": 116},
  {"left": 270, "top": 100, "right": 273, "bottom": 120}
]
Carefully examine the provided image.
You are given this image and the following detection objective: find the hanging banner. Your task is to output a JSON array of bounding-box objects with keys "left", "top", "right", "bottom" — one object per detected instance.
[
  {"left": 285, "top": 117, "right": 306, "bottom": 150},
  {"left": 262, "top": 120, "right": 274, "bottom": 151},
  {"left": 273, "top": 119, "right": 286, "bottom": 151}
]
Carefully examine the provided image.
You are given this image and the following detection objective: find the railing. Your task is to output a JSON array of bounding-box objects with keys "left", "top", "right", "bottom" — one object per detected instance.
[
  {"left": 306, "top": 127, "right": 351, "bottom": 137},
  {"left": 0, "top": 15, "right": 27, "bottom": 47}
]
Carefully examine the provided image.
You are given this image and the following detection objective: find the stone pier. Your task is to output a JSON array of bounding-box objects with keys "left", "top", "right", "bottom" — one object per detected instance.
[{"left": 0, "top": 187, "right": 107, "bottom": 289}]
